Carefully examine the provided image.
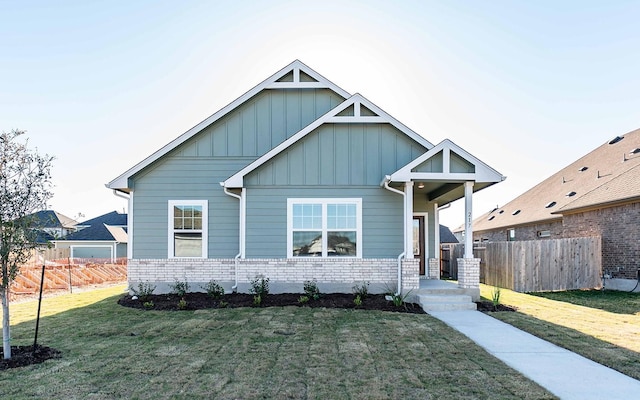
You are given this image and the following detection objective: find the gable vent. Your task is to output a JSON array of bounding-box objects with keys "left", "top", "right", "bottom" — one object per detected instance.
[
  {"left": 566, "top": 191, "right": 576, "bottom": 197},
  {"left": 545, "top": 201, "right": 557, "bottom": 208},
  {"left": 512, "top": 209, "right": 521, "bottom": 216},
  {"left": 608, "top": 136, "right": 623, "bottom": 145}
]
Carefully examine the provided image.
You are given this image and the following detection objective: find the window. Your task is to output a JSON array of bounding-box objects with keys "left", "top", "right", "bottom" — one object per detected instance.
[
  {"left": 288, "top": 198, "right": 362, "bottom": 258},
  {"left": 168, "top": 200, "right": 208, "bottom": 258},
  {"left": 507, "top": 228, "right": 515, "bottom": 241},
  {"left": 537, "top": 230, "right": 551, "bottom": 238}
]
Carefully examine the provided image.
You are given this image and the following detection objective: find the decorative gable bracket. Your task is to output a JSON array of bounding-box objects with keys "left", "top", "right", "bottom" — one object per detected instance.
[{"left": 389, "top": 139, "right": 505, "bottom": 184}]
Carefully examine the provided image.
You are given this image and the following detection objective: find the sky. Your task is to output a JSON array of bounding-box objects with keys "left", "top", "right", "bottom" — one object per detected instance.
[{"left": 2, "top": 0, "right": 640, "bottom": 227}]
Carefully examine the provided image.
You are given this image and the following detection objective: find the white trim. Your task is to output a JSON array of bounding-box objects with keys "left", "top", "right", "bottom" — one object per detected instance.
[
  {"left": 128, "top": 192, "right": 133, "bottom": 259},
  {"left": 224, "top": 93, "right": 433, "bottom": 188},
  {"left": 106, "top": 60, "right": 350, "bottom": 191},
  {"left": 168, "top": 200, "right": 208, "bottom": 259},
  {"left": 389, "top": 139, "right": 505, "bottom": 184},
  {"left": 287, "top": 198, "right": 362, "bottom": 258}
]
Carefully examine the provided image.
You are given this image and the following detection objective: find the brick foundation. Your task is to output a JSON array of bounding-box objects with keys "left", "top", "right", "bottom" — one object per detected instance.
[{"left": 128, "top": 258, "right": 416, "bottom": 294}]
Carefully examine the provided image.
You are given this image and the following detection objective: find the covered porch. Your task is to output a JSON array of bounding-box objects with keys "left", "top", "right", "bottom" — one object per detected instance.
[{"left": 383, "top": 139, "right": 505, "bottom": 300}]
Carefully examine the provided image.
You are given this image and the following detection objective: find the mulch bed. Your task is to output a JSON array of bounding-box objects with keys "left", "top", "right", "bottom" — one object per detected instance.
[
  {"left": 0, "top": 345, "right": 61, "bottom": 371},
  {"left": 475, "top": 301, "right": 518, "bottom": 312},
  {"left": 118, "top": 292, "right": 426, "bottom": 314}
]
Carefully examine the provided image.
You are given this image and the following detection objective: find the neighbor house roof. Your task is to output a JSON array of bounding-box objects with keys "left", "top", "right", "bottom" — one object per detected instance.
[
  {"left": 107, "top": 60, "right": 350, "bottom": 192},
  {"left": 62, "top": 211, "right": 128, "bottom": 242},
  {"left": 439, "top": 225, "right": 458, "bottom": 244},
  {"left": 29, "top": 210, "right": 77, "bottom": 229},
  {"left": 468, "top": 128, "right": 640, "bottom": 232}
]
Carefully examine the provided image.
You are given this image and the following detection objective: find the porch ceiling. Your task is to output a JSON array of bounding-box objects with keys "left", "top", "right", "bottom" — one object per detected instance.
[{"left": 412, "top": 180, "right": 496, "bottom": 206}]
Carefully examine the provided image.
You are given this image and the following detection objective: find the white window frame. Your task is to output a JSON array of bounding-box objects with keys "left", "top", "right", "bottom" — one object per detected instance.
[
  {"left": 287, "top": 198, "right": 362, "bottom": 258},
  {"left": 168, "top": 200, "right": 208, "bottom": 258}
]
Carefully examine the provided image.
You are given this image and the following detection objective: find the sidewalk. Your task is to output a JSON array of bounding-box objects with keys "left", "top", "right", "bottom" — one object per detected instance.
[{"left": 429, "top": 310, "right": 640, "bottom": 400}]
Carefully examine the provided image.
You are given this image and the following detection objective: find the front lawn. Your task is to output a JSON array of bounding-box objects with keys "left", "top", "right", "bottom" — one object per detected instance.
[
  {"left": 480, "top": 284, "right": 640, "bottom": 380},
  {"left": 1, "top": 286, "right": 555, "bottom": 399}
]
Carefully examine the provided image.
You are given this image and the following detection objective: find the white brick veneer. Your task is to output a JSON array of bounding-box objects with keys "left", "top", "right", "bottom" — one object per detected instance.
[{"left": 128, "top": 258, "right": 420, "bottom": 294}]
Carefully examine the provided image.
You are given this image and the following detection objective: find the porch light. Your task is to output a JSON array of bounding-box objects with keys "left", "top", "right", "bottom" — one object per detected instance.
[{"left": 417, "top": 182, "right": 424, "bottom": 189}]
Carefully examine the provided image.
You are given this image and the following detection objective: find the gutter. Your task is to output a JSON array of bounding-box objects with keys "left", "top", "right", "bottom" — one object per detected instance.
[
  {"left": 381, "top": 175, "right": 406, "bottom": 296},
  {"left": 221, "top": 183, "right": 245, "bottom": 292}
]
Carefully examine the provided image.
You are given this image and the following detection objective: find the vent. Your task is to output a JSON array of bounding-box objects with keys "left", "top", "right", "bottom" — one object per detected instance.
[
  {"left": 512, "top": 209, "right": 521, "bottom": 216},
  {"left": 631, "top": 148, "right": 640, "bottom": 155},
  {"left": 499, "top": 210, "right": 504, "bottom": 214},
  {"left": 608, "top": 136, "right": 623, "bottom": 145},
  {"left": 566, "top": 191, "right": 576, "bottom": 197},
  {"left": 488, "top": 216, "right": 495, "bottom": 221},
  {"left": 578, "top": 166, "right": 588, "bottom": 172},
  {"left": 545, "top": 201, "right": 557, "bottom": 208}
]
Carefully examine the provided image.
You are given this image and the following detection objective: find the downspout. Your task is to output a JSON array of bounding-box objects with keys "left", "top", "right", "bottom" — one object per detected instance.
[
  {"left": 382, "top": 175, "right": 406, "bottom": 296},
  {"left": 221, "top": 184, "right": 243, "bottom": 292}
]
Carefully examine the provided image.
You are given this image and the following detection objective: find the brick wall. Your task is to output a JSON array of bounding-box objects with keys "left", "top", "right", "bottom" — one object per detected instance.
[
  {"left": 562, "top": 202, "right": 640, "bottom": 279},
  {"left": 474, "top": 220, "right": 563, "bottom": 242},
  {"left": 128, "top": 258, "right": 416, "bottom": 294}
]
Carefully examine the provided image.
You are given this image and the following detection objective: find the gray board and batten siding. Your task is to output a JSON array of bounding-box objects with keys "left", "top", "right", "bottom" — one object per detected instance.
[
  {"left": 130, "top": 88, "right": 345, "bottom": 259},
  {"left": 244, "top": 122, "right": 429, "bottom": 258}
]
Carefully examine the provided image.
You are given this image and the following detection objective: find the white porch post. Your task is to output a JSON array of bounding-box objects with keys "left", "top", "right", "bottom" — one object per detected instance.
[
  {"left": 405, "top": 181, "right": 414, "bottom": 258},
  {"left": 428, "top": 202, "right": 441, "bottom": 280},
  {"left": 458, "top": 181, "right": 480, "bottom": 300},
  {"left": 464, "top": 181, "right": 474, "bottom": 258}
]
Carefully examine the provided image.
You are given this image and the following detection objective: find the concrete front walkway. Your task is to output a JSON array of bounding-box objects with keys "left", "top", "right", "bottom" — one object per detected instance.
[{"left": 429, "top": 310, "right": 640, "bottom": 400}]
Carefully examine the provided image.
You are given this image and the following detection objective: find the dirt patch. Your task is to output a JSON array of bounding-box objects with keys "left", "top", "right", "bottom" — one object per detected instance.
[
  {"left": 475, "top": 300, "right": 517, "bottom": 312},
  {"left": 118, "top": 292, "right": 426, "bottom": 314},
  {"left": 0, "top": 345, "right": 61, "bottom": 371}
]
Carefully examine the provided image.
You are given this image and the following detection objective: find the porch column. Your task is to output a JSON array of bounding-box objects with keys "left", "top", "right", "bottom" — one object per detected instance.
[
  {"left": 458, "top": 181, "right": 480, "bottom": 300},
  {"left": 429, "top": 202, "right": 440, "bottom": 279},
  {"left": 405, "top": 181, "right": 414, "bottom": 258}
]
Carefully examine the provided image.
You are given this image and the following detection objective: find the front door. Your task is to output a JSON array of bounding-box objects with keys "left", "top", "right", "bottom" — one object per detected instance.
[{"left": 413, "top": 216, "right": 425, "bottom": 275}]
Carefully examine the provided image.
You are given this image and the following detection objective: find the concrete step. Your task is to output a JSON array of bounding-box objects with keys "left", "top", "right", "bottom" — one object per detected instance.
[
  {"left": 416, "top": 293, "right": 477, "bottom": 312},
  {"left": 417, "top": 294, "right": 472, "bottom": 304},
  {"left": 421, "top": 302, "right": 477, "bottom": 312},
  {"left": 414, "top": 287, "right": 468, "bottom": 295}
]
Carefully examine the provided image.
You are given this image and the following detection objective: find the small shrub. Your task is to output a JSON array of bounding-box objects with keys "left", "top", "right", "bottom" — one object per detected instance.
[
  {"left": 352, "top": 281, "right": 369, "bottom": 298},
  {"left": 202, "top": 280, "right": 225, "bottom": 299},
  {"left": 253, "top": 295, "right": 262, "bottom": 306},
  {"left": 492, "top": 286, "right": 502, "bottom": 310},
  {"left": 391, "top": 290, "right": 413, "bottom": 308},
  {"left": 353, "top": 294, "right": 363, "bottom": 307},
  {"left": 303, "top": 279, "right": 321, "bottom": 300},
  {"left": 249, "top": 274, "right": 270, "bottom": 298},
  {"left": 219, "top": 301, "right": 228, "bottom": 308},
  {"left": 130, "top": 282, "right": 156, "bottom": 301},
  {"left": 143, "top": 301, "right": 154, "bottom": 309},
  {"left": 298, "top": 295, "right": 310, "bottom": 304},
  {"left": 169, "top": 279, "right": 190, "bottom": 297},
  {"left": 178, "top": 298, "right": 188, "bottom": 310}
]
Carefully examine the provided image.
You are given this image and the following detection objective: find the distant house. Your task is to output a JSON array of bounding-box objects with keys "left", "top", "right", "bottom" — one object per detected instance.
[
  {"left": 107, "top": 60, "right": 503, "bottom": 296},
  {"left": 53, "top": 211, "right": 127, "bottom": 262},
  {"left": 27, "top": 210, "right": 78, "bottom": 243},
  {"left": 462, "top": 128, "right": 640, "bottom": 291}
]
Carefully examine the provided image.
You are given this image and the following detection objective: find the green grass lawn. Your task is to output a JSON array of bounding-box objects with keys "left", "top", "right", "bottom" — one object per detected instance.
[
  {"left": 481, "top": 284, "right": 640, "bottom": 380},
  {"left": 1, "top": 286, "right": 555, "bottom": 399}
]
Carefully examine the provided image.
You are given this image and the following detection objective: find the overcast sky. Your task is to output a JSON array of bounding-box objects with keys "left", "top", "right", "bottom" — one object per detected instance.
[{"left": 2, "top": 0, "right": 639, "bottom": 227}]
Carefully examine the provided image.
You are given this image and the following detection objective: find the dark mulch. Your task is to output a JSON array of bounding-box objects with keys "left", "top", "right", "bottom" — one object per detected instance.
[
  {"left": 475, "top": 301, "right": 518, "bottom": 312},
  {"left": 118, "top": 292, "right": 426, "bottom": 314},
  {"left": 0, "top": 345, "right": 61, "bottom": 371}
]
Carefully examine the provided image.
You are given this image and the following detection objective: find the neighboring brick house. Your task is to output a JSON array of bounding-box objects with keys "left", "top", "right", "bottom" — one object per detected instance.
[{"left": 458, "top": 128, "right": 640, "bottom": 290}]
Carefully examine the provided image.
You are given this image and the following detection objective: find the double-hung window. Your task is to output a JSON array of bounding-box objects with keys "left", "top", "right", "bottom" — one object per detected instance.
[
  {"left": 168, "top": 200, "right": 208, "bottom": 258},
  {"left": 287, "top": 198, "right": 362, "bottom": 258}
]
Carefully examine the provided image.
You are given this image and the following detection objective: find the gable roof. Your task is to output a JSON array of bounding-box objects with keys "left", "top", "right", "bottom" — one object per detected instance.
[
  {"left": 223, "top": 93, "right": 434, "bottom": 188},
  {"left": 29, "top": 210, "right": 77, "bottom": 229},
  {"left": 471, "top": 127, "right": 640, "bottom": 232},
  {"left": 106, "top": 60, "right": 351, "bottom": 192},
  {"left": 439, "top": 225, "right": 458, "bottom": 244},
  {"left": 62, "top": 211, "right": 128, "bottom": 242}
]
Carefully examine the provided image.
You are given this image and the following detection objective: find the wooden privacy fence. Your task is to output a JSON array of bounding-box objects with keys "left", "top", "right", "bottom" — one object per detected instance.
[{"left": 446, "top": 237, "right": 602, "bottom": 292}]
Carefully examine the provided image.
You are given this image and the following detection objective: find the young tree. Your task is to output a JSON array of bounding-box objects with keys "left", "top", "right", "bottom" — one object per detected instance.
[{"left": 0, "top": 130, "right": 53, "bottom": 359}]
